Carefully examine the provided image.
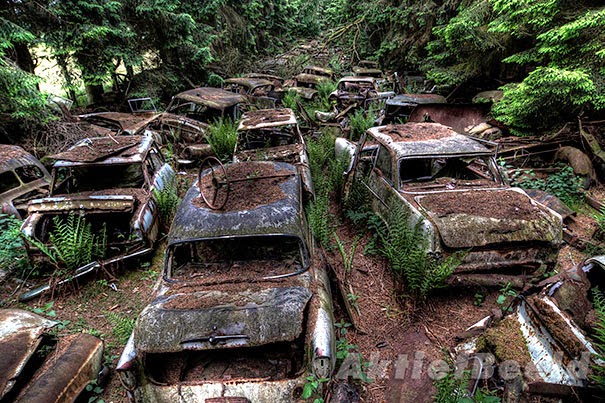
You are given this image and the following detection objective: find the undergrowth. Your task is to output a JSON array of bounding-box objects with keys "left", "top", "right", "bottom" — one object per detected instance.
[
  {"left": 153, "top": 178, "right": 180, "bottom": 232},
  {"left": 591, "top": 288, "right": 605, "bottom": 389},
  {"left": 348, "top": 107, "right": 377, "bottom": 141},
  {"left": 306, "top": 129, "right": 349, "bottom": 248},
  {"left": 509, "top": 164, "right": 584, "bottom": 207},
  {"left": 344, "top": 181, "right": 458, "bottom": 301},
  {"left": 29, "top": 213, "right": 106, "bottom": 271},
  {"left": 104, "top": 311, "right": 135, "bottom": 345},
  {"left": 206, "top": 117, "right": 238, "bottom": 162},
  {"left": 0, "top": 213, "right": 28, "bottom": 273}
]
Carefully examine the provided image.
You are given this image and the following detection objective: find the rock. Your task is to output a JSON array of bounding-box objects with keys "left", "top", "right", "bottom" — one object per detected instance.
[
  {"left": 554, "top": 146, "right": 595, "bottom": 189},
  {"left": 468, "top": 122, "right": 492, "bottom": 136}
]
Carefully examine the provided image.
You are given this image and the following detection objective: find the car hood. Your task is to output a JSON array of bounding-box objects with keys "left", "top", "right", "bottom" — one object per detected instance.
[
  {"left": 415, "top": 188, "right": 562, "bottom": 249},
  {"left": 134, "top": 285, "right": 312, "bottom": 353}
]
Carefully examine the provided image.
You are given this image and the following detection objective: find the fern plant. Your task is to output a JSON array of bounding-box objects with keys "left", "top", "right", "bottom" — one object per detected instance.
[
  {"left": 379, "top": 200, "right": 457, "bottom": 301},
  {"left": 206, "top": 117, "right": 238, "bottom": 163},
  {"left": 591, "top": 288, "right": 605, "bottom": 389},
  {"left": 348, "top": 107, "right": 376, "bottom": 141},
  {"left": 29, "top": 213, "right": 106, "bottom": 271},
  {"left": 153, "top": 178, "right": 180, "bottom": 231},
  {"left": 104, "top": 311, "right": 135, "bottom": 345}
]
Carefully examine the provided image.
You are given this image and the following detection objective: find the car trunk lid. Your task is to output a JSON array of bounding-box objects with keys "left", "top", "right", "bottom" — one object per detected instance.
[{"left": 134, "top": 285, "right": 312, "bottom": 353}]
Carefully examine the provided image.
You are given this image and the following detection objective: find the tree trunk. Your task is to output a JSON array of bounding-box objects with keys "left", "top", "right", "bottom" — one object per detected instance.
[
  {"left": 56, "top": 54, "right": 77, "bottom": 102},
  {"left": 85, "top": 84, "right": 105, "bottom": 106},
  {"left": 12, "top": 42, "right": 35, "bottom": 73}
]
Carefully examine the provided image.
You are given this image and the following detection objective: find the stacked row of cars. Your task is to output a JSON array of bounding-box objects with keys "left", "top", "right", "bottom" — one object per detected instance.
[{"left": 1, "top": 61, "right": 603, "bottom": 401}]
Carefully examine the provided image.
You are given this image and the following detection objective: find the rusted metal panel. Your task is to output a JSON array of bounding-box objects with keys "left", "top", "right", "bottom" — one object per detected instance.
[
  {"left": 136, "top": 379, "right": 306, "bottom": 403},
  {"left": 14, "top": 333, "right": 103, "bottom": 403},
  {"left": 238, "top": 108, "right": 297, "bottom": 130},
  {"left": 368, "top": 124, "right": 492, "bottom": 158},
  {"left": 287, "top": 87, "right": 318, "bottom": 99},
  {"left": 27, "top": 195, "right": 136, "bottom": 213},
  {"left": 0, "top": 145, "right": 52, "bottom": 219},
  {"left": 51, "top": 135, "right": 152, "bottom": 166},
  {"left": 170, "top": 88, "right": 246, "bottom": 111},
  {"left": 78, "top": 111, "right": 160, "bottom": 135},
  {"left": 408, "top": 104, "right": 490, "bottom": 134},
  {"left": 0, "top": 309, "right": 58, "bottom": 399},
  {"left": 224, "top": 77, "right": 273, "bottom": 91}
]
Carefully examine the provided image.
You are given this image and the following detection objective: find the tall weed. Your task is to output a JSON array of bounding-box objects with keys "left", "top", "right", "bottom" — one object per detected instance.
[{"left": 207, "top": 118, "right": 238, "bottom": 162}]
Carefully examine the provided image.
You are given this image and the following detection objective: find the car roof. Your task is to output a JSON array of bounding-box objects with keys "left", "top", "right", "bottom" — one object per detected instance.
[
  {"left": 169, "top": 161, "right": 305, "bottom": 245},
  {"left": 224, "top": 77, "right": 273, "bottom": 89},
  {"left": 367, "top": 123, "right": 493, "bottom": 158},
  {"left": 303, "top": 65, "right": 333, "bottom": 76},
  {"left": 50, "top": 135, "right": 153, "bottom": 167},
  {"left": 237, "top": 108, "right": 297, "bottom": 131},
  {"left": 338, "top": 76, "right": 377, "bottom": 84},
  {"left": 386, "top": 93, "right": 446, "bottom": 106},
  {"left": 0, "top": 145, "right": 43, "bottom": 173},
  {"left": 172, "top": 87, "right": 246, "bottom": 110}
]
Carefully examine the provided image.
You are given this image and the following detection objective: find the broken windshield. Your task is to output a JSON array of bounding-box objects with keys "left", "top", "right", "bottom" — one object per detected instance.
[
  {"left": 168, "top": 235, "right": 307, "bottom": 281},
  {"left": 238, "top": 127, "right": 298, "bottom": 151},
  {"left": 398, "top": 155, "right": 499, "bottom": 191},
  {"left": 53, "top": 163, "right": 145, "bottom": 193}
]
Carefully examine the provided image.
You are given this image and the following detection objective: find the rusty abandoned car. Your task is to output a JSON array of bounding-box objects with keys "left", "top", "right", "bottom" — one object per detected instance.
[
  {"left": 338, "top": 122, "right": 563, "bottom": 276},
  {"left": 160, "top": 87, "right": 247, "bottom": 164},
  {"left": 234, "top": 108, "right": 313, "bottom": 198},
  {"left": 0, "top": 145, "right": 51, "bottom": 219},
  {"left": 0, "top": 308, "right": 104, "bottom": 402},
  {"left": 117, "top": 160, "right": 335, "bottom": 402},
  {"left": 224, "top": 77, "right": 278, "bottom": 109},
  {"left": 329, "top": 76, "right": 394, "bottom": 111},
  {"left": 19, "top": 135, "right": 175, "bottom": 301}
]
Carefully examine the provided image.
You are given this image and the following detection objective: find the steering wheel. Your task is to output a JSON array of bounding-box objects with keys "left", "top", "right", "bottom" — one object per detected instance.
[{"left": 198, "top": 157, "right": 229, "bottom": 210}]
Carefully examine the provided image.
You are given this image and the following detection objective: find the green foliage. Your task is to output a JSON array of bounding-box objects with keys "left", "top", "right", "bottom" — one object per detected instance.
[
  {"left": 434, "top": 367, "right": 501, "bottom": 402},
  {"left": 496, "top": 282, "right": 517, "bottom": 312},
  {"left": 302, "top": 374, "right": 328, "bottom": 402},
  {"left": 306, "top": 192, "right": 332, "bottom": 248},
  {"left": 591, "top": 288, "right": 605, "bottom": 389},
  {"left": 510, "top": 165, "right": 584, "bottom": 206},
  {"left": 491, "top": 67, "right": 597, "bottom": 134},
  {"left": 426, "top": 0, "right": 505, "bottom": 87},
  {"left": 153, "top": 178, "right": 180, "bottom": 230},
  {"left": 594, "top": 205, "right": 605, "bottom": 236},
  {"left": 379, "top": 200, "right": 458, "bottom": 300},
  {"left": 30, "top": 213, "right": 106, "bottom": 271},
  {"left": 0, "top": 58, "right": 49, "bottom": 123},
  {"left": 104, "top": 311, "right": 135, "bottom": 345},
  {"left": 305, "top": 130, "right": 348, "bottom": 248},
  {"left": 0, "top": 214, "right": 29, "bottom": 273},
  {"left": 334, "top": 232, "right": 360, "bottom": 273},
  {"left": 348, "top": 107, "right": 376, "bottom": 141},
  {"left": 316, "top": 79, "right": 337, "bottom": 110},
  {"left": 206, "top": 117, "right": 238, "bottom": 163},
  {"left": 282, "top": 90, "right": 301, "bottom": 111},
  {"left": 32, "top": 301, "right": 57, "bottom": 318}
]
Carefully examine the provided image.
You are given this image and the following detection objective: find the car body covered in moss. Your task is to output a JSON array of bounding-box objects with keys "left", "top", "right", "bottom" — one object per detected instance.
[
  {"left": 19, "top": 135, "right": 175, "bottom": 301},
  {"left": 339, "top": 122, "right": 563, "bottom": 276},
  {"left": 117, "top": 161, "right": 335, "bottom": 402}
]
